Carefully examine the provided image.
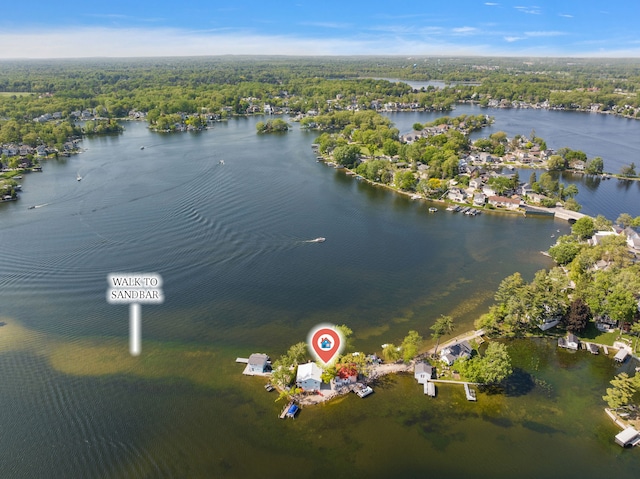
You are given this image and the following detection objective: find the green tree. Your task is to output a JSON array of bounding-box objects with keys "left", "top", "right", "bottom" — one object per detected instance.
[
  {"left": 336, "top": 324, "right": 354, "bottom": 352},
  {"left": 549, "top": 239, "right": 582, "bottom": 265},
  {"left": 585, "top": 157, "right": 604, "bottom": 175},
  {"left": 563, "top": 198, "right": 582, "bottom": 212},
  {"left": 394, "top": 170, "right": 417, "bottom": 191},
  {"left": 571, "top": 217, "right": 595, "bottom": 240},
  {"left": 620, "top": 162, "right": 636, "bottom": 177},
  {"left": 382, "top": 343, "right": 401, "bottom": 362},
  {"left": 400, "top": 330, "right": 423, "bottom": 363},
  {"left": 494, "top": 272, "right": 525, "bottom": 305},
  {"left": 333, "top": 144, "right": 360, "bottom": 168},
  {"left": 457, "top": 342, "right": 512, "bottom": 384},
  {"left": 546, "top": 155, "right": 566, "bottom": 170},
  {"left": 487, "top": 175, "right": 513, "bottom": 195},
  {"left": 603, "top": 372, "right": 637, "bottom": 410},
  {"left": 563, "top": 183, "right": 579, "bottom": 199},
  {"left": 616, "top": 213, "right": 635, "bottom": 228},
  {"left": 606, "top": 288, "right": 637, "bottom": 324},
  {"left": 431, "top": 315, "right": 455, "bottom": 356},
  {"left": 478, "top": 342, "right": 513, "bottom": 384},
  {"left": 593, "top": 214, "right": 613, "bottom": 231}
]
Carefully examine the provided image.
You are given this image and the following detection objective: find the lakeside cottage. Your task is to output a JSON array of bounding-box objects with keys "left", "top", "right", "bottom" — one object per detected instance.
[
  {"left": 247, "top": 353, "right": 270, "bottom": 374},
  {"left": 488, "top": 195, "right": 521, "bottom": 210},
  {"left": 558, "top": 333, "right": 580, "bottom": 351},
  {"left": 440, "top": 341, "right": 473, "bottom": 366},
  {"left": 414, "top": 361, "right": 436, "bottom": 384},
  {"left": 296, "top": 362, "right": 323, "bottom": 392},
  {"left": 334, "top": 365, "right": 358, "bottom": 387}
]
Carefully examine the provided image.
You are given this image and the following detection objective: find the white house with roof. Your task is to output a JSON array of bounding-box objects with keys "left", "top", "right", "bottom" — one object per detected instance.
[
  {"left": 247, "top": 353, "right": 270, "bottom": 374},
  {"left": 623, "top": 228, "right": 640, "bottom": 251},
  {"left": 414, "top": 362, "right": 436, "bottom": 384},
  {"left": 440, "top": 341, "right": 473, "bottom": 366},
  {"left": 296, "top": 362, "right": 323, "bottom": 392}
]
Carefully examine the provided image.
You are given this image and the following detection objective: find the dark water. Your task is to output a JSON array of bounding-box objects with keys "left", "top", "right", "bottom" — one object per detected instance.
[{"left": 0, "top": 115, "right": 638, "bottom": 478}]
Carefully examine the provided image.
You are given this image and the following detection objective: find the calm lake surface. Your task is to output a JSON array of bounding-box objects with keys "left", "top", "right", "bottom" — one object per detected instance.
[{"left": 0, "top": 109, "right": 639, "bottom": 478}]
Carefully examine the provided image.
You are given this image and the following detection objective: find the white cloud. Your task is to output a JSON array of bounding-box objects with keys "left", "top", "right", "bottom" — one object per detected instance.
[
  {"left": 558, "top": 13, "right": 573, "bottom": 18},
  {"left": 515, "top": 6, "right": 542, "bottom": 15},
  {"left": 299, "top": 21, "right": 351, "bottom": 29},
  {"left": 484, "top": 2, "right": 499, "bottom": 5},
  {"left": 524, "top": 31, "right": 566, "bottom": 37},
  {"left": 0, "top": 25, "right": 636, "bottom": 59},
  {"left": 452, "top": 26, "right": 478, "bottom": 35},
  {"left": 0, "top": 26, "right": 498, "bottom": 58}
]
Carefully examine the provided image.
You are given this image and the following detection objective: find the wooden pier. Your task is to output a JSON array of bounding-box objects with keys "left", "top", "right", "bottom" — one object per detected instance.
[
  {"left": 424, "top": 381, "right": 436, "bottom": 397},
  {"left": 464, "top": 383, "right": 477, "bottom": 401},
  {"left": 279, "top": 401, "right": 294, "bottom": 419}
]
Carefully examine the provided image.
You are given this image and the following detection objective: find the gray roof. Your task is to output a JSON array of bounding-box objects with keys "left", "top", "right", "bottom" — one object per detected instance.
[{"left": 248, "top": 353, "right": 269, "bottom": 367}]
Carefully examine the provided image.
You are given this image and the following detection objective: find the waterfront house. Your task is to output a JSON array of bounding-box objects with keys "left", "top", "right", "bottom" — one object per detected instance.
[
  {"left": 623, "top": 228, "right": 640, "bottom": 251},
  {"left": 488, "top": 195, "right": 521, "bottom": 210},
  {"left": 247, "top": 353, "right": 270, "bottom": 374},
  {"left": 440, "top": 341, "right": 473, "bottom": 366},
  {"left": 296, "top": 362, "right": 323, "bottom": 392},
  {"left": 448, "top": 188, "right": 467, "bottom": 203},
  {"left": 482, "top": 185, "right": 497, "bottom": 197},
  {"left": 469, "top": 178, "right": 483, "bottom": 190},
  {"left": 334, "top": 365, "right": 358, "bottom": 387},
  {"left": 473, "top": 193, "right": 487, "bottom": 207},
  {"left": 414, "top": 362, "right": 435, "bottom": 384},
  {"left": 566, "top": 333, "right": 580, "bottom": 351}
]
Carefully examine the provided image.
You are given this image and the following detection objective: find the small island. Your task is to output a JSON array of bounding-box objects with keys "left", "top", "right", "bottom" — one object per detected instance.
[{"left": 256, "top": 118, "right": 290, "bottom": 133}]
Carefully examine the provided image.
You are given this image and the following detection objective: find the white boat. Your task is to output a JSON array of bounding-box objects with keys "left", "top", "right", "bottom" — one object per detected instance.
[
  {"left": 356, "top": 386, "right": 374, "bottom": 398},
  {"left": 77, "top": 174, "right": 82, "bottom": 181},
  {"left": 428, "top": 207, "right": 438, "bottom": 213},
  {"left": 219, "top": 160, "right": 225, "bottom": 165},
  {"left": 309, "top": 237, "right": 325, "bottom": 243}
]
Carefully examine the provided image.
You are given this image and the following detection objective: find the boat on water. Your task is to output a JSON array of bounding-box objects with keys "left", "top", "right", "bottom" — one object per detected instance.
[
  {"left": 428, "top": 207, "right": 438, "bottom": 213},
  {"left": 140, "top": 146, "right": 145, "bottom": 150},
  {"left": 219, "top": 160, "right": 225, "bottom": 165},
  {"left": 77, "top": 174, "right": 82, "bottom": 181},
  {"left": 28, "top": 205, "right": 35, "bottom": 210},
  {"left": 355, "top": 385, "right": 374, "bottom": 398},
  {"left": 309, "top": 237, "right": 326, "bottom": 243}
]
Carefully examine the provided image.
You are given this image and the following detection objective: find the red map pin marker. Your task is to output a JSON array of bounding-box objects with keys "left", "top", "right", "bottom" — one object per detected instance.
[{"left": 308, "top": 324, "right": 344, "bottom": 365}]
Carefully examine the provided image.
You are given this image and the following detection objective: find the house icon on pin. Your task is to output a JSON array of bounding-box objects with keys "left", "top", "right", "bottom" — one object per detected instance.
[{"left": 320, "top": 337, "right": 332, "bottom": 349}]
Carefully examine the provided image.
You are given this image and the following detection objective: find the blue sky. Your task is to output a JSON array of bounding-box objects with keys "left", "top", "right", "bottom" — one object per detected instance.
[{"left": 1, "top": 1, "right": 639, "bottom": 58}]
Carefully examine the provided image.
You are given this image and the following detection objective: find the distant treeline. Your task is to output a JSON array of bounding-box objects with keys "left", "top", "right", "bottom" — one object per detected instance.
[{"left": 1, "top": 56, "right": 640, "bottom": 147}]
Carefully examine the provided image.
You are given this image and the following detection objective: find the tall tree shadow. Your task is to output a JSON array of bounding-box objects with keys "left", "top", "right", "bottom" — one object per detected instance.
[{"left": 482, "top": 367, "right": 535, "bottom": 397}]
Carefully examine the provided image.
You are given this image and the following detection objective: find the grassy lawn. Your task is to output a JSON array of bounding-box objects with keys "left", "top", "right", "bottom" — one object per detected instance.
[
  {"left": 0, "top": 91, "right": 32, "bottom": 97},
  {"left": 578, "top": 322, "right": 638, "bottom": 351}
]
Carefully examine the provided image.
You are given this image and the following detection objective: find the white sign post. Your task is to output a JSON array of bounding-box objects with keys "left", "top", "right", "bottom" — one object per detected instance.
[{"left": 107, "top": 273, "right": 164, "bottom": 356}]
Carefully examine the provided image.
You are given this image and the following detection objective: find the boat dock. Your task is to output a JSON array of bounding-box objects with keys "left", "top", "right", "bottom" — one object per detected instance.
[
  {"left": 280, "top": 401, "right": 296, "bottom": 419},
  {"left": 424, "top": 382, "right": 436, "bottom": 397},
  {"left": 235, "top": 357, "right": 249, "bottom": 363},
  {"left": 354, "top": 385, "right": 374, "bottom": 398},
  {"left": 464, "top": 383, "right": 477, "bottom": 401}
]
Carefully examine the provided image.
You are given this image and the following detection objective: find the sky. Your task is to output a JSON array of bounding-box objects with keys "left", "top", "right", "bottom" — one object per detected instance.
[{"left": 1, "top": 1, "right": 639, "bottom": 59}]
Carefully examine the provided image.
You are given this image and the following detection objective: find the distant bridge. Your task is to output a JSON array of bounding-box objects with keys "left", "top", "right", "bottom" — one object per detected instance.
[{"left": 525, "top": 205, "right": 587, "bottom": 223}]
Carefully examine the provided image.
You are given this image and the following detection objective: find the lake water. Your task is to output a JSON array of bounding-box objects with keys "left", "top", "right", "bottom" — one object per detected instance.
[{"left": 0, "top": 110, "right": 639, "bottom": 478}]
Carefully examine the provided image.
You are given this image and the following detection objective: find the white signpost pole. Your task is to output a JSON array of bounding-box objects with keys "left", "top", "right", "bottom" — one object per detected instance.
[{"left": 107, "top": 273, "right": 164, "bottom": 356}]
